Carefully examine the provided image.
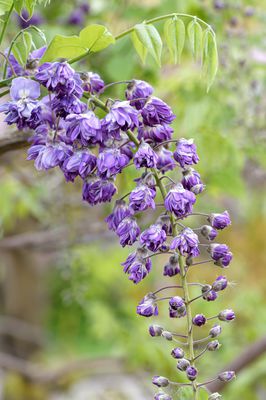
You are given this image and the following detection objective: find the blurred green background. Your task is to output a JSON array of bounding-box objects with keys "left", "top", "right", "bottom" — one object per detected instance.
[{"left": 0, "top": 0, "right": 266, "bottom": 399}]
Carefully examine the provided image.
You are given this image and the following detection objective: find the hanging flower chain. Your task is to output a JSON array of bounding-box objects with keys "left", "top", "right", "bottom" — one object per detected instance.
[{"left": 0, "top": 55, "right": 235, "bottom": 399}]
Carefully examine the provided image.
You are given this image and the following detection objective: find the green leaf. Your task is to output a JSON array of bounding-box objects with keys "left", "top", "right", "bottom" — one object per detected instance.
[
  {"left": 199, "top": 388, "right": 209, "bottom": 400},
  {"left": 41, "top": 24, "right": 115, "bottom": 63},
  {"left": 175, "top": 387, "right": 193, "bottom": 399},
  {"left": 175, "top": 387, "right": 209, "bottom": 400},
  {"left": 79, "top": 24, "right": 115, "bottom": 53},
  {"left": 131, "top": 30, "right": 147, "bottom": 64},
  {"left": 164, "top": 16, "right": 185, "bottom": 64},
  {"left": 187, "top": 18, "right": 203, "bottom": 62},
  {"left": 0, "top": 0, "right": 12, "bottom": 16},
  {"left": 12, "top": 31, "right": 33, "bottom": 66},
  {"left": 203, "top": 29, "right": 219, "bottom": 91},
  {"left": 134, "top": 23, "right": 162, "bottom": 67},
  {"left": 14, "top": 0, "right": 37, "bottom": 19}
]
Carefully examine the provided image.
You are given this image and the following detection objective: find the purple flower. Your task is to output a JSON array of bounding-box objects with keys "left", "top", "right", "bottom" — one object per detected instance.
[
  {"left": 154, "top": 393, "right": 172, "bottom": 400},
  {"left": 140, "top": 224, "right": 166, "bottom": 252},
  {"left": 149, "top": 324, "right": 164, "bottom": 337},
  {"left": 208, "top": 211, "right": 231, "bottom": 230},
  {"left": 181, "top": 168, "right": 204, "bottom": 194},
  {"left": 52, "top": 94, "right": 86, "bottom": 117},
  {"left": 27, "top": 141, "right": 72, "bottom": 171},
  {"left": 163, "top": 255, "right": 180, "bottom": 277},
  {"left": 97, "top": 148, "right": 129, "bottom": 178},
  {"left": 0, "top": 77, "right": 42, "bottom": 129},
  {"left": 201, "top": 225, "right": 218, "bottom": 241},
  {"left": 66, "top": 112, "right": 101, "bottom": 145},
  {"left": 116, "top": 217, "right": 140, "bottom": 247},
  {"left": 138, "top": 124, "right": 173, "bottom": 143},
  {"left": 105, "top": 200, "right": 132, "bottom": 231},
  {"left": 186, "top": 366, "right": 198, "bottom": 381},
  {"left": 137, "top": 293, "right": 158, "bottom": 317},
  {"left": 218, "top": 371, "right": 236, "bottom": 382},
  {"left": 192, "top": 314, "right": 207, "bottom": 327},
  {"left": 81, "top": 71, "right": 104, "bottom": 94},
  {"left": 212, "top": 276, "right": 228, "bottom": 291},
  {"left": 129, "top": 184, "right": 156, "bottom": 212},
  {"left": 173, "top": 138, "right": 199, "bottom": 168},
  {"left": 218, "top": 309, "right": 235, "bottom": 322},
  {"left": 152, "top": 376, "right": 169, "bottom": 388},
  {"left": 171, "top": 347, "right": 185, "bottom": 359},
  {"left": 82, "top": 178, "right": 117, "bottom": 205},
  {"left": 122, "top": 248, "right": 152, "bottom": 284},
  {"left": 67, "top": 9, "right": 85, "bottom": 25},
  {"left": 156, "top": 147, "right": 176, "bottom": 173},
  {"left": 62, "top": 149, "right": 97, "bottom": 181},
  {"left": 18, "top": 10, "right": 44, "bottom": 29},
  {"left": 141, "top": 97, "right": 175, "bottom": 126},
  {"left": 134, "top": 142, "right": 158, "bottom": 169},
  {"left": 102, "top": 101, "right": 139, "bottom": 139},
  {"left": 164, "top": 184, "right": 196, "bottom": 218},
  {"left": 36, "top": 62, "right": 83, "bottom": 97},
  {"left": 126, "top": 79, "right": 153, "bottom": 109},
  {"left": 170, "top": 228, "right": 200, "bottom": 257},
  {"left": 209, "top": 244, "right": 233, "bottom": 267}
]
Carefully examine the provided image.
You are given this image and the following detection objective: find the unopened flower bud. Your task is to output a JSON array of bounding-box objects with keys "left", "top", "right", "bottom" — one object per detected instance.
[
  {"left": 218, "top": 309, "right": 235, "bottom": 322},
  {"left": 169, "top": 296, "right": 184, "bottom": 310},
  {"left": 208, "top": 211, "right": 231, "bottom": 230},
  {"left": 157, "top": 214, "right": 172, "bottom": 235},
  {"left": 149, "top": 325, "right": 164, "bottom": 337},
  {"left": 162, "top": 331, "right": 173, "bottom": 341},
  {"left": 207, "top": 340, "right": 221, "bottom": 351},
  {"left": 152, "top": 376, "right": 169, "bottom": 387},
  {"left": 209, "top": 324, "right": 222, "bottom": 338},
  {"left": 212, "top": 276, "right": 228, "bottom": 291},
  {"left": 202, "top": 285, "right": 218, "bottom": 301},
  {"left": 177, "top": 358, "right": 190, "bottom": 371},
  {"left": 201, "top": 225, "right": 217, "bottom": 241},
  {"left": 186, "top": 255, "right": 194, "bottom": 266},
  {"left": 159, "top": 243, "right": 170, "bottom": 252},
  {"left": 169, "top": 305, "right": 186, "bottom": 318},
  {"left": 209, "top": 393, "right": 222, "bottom": 400},
  {"left": 186, "top": 366, "right": 198, "bottom": 381},
  {"left": 163, "top": 255, "right": 180, "bottom": 277},
  {"left": 213, "top": 0, "right": 225, "bottom": 10},
  {"left": 154, "top": 392, "right": 172, "bottom": 400},
  {"left": 171, "top": 347, "right": 185, "bottom": 359},
  {"left": 218, "top": 371, "right": 236, "bottom": 382},
  {"left": 193, "top": 314, "right": 207, "bottom": 327}
]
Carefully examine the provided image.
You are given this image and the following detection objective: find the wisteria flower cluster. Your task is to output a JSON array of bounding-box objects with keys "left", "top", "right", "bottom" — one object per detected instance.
[{"left": 0, "top": 53, "right": 235, "bottom": 399}]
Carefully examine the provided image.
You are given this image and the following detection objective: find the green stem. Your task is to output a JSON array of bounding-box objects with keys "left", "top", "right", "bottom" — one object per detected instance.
[
  {"left": 0, "top": 1, "right": 14, "bottom": 46},
  {"left": 0, "top": 89, "right": 9, "bottom": 98},
  {"left": 69, "top": 12, "right": 215, "bottom": 65},
  {"left": 0, "top": 77, "right": 12, "bottom": 89},
  {"left": 115, "top": 12, "right": 215, "bottom": 40}
]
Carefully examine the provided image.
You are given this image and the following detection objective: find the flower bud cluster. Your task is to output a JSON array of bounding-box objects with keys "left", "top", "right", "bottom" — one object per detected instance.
[{"left": 0, "top": 60, "right": 236, "bottom": 399}]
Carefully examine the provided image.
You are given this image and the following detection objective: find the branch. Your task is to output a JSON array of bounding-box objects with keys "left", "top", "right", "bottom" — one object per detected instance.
[
  {"left": 0, "top": 316, "right": 45, "bottom": 346},
  {"left": 0, "top": 129, "right": 31, "bottom": 155},
  {"left": 207, "top": 336, "right": 266, "bottom": 393},
  {"left": 0, "top": 353, "right": 124, "bottom": 384},
  {"left": 0, "top": 225, "right": 115, "bottom": 251}
]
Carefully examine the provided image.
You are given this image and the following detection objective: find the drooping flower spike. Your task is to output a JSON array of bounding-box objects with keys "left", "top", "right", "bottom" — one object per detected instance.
[{"left": 0, "top": 63, "right": 235, "bottom": 398}]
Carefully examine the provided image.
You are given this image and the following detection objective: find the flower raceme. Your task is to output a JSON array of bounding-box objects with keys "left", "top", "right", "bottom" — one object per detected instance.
[{"left": 0, "top": 66, "right": 235, "bottom": 399}]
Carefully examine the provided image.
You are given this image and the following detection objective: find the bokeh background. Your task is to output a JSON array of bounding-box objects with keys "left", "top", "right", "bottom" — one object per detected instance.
[{"left": 0, "top": 0, "right": 266, "bottom": 399}]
